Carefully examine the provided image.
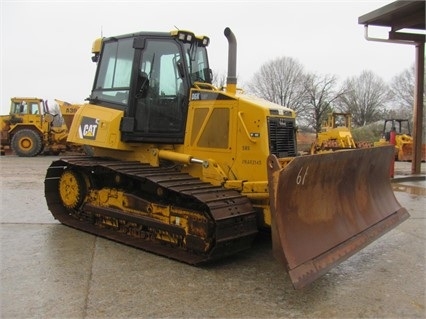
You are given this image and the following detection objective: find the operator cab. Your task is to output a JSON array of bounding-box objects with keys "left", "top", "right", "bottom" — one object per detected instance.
[
  {"left": 383, "top": 119, "right": 411, "bottom": 141},
  {"left": 90, "top": 30, "right": 211, "bottom": 144}
]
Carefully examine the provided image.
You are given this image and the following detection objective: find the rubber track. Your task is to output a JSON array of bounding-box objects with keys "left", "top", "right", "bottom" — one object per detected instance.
[{"left": 45, "top": 156, "right": 258, "bottom": 264}]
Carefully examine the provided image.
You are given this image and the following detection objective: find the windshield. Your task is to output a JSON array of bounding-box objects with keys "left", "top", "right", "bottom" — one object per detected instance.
[{"left": 183, "top": 42, "right": 211, "bottom": 84}]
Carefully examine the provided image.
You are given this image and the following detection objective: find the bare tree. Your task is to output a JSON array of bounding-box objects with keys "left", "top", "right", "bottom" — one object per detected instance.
[
  {"left": 337, "top": 70, "right": 391, "bottom": 127},
  {"left": 389, "top": 65, "right": 417, "bottom": 119},
  {"left": 302, "top": 73, "right": 345, "bottom": 132},
  {"left": 246, "top": 57, "right": 307, "bottom": 114},
  {"left": 212, "top": 71, "right": 227, "bottom": 88}
]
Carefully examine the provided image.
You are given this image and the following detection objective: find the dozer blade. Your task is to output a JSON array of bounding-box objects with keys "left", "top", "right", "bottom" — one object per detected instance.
[{"left": 267, "top": 146, "right": 409, "bottom": 289}]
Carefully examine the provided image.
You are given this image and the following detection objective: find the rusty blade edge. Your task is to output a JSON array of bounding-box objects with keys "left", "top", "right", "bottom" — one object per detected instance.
[{"left": 288, "top": 207, "right": 410, "bottom": 290}]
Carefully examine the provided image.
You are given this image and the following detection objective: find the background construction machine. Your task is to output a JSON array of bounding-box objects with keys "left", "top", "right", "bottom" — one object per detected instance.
[
  {"left": 44, "top": 28, "right": 408, "bottom": 289},
  {"left": 310, "top": 112, "right": 376, "bottom": 154},
  {"left": 310, "top": 112, "right": 357, "bottom": 154},
  {"left": 374, "top": 118, "right": 426, "bottom": 162},
  {"left": 1, "top": 97, "right": 83, "bottom": 156}
]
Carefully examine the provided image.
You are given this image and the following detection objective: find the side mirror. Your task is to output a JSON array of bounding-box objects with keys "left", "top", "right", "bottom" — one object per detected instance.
[{"left": 204, "top": 68, "right": 213, "bottom": 84}]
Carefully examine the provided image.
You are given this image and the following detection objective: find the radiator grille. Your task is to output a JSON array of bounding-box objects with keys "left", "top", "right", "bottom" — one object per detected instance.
[{"left": 267, "top": 117, "right": 297, "bottom": 158}]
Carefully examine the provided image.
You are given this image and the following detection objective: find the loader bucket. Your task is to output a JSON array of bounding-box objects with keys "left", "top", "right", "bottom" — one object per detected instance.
[
  {"left": 400, "top": 143, "right": 426, "bottom": 161},
  {"left": 399, "top": 144, "right": 413, "bottom": 161},
  {"left": 267, "top": 146, "right": 409, "bottom": 289}
]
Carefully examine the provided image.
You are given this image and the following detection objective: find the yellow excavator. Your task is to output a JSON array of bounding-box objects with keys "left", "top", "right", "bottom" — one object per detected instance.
[{"left": 44, "top": 28, "right": 409, "bottom": 289}]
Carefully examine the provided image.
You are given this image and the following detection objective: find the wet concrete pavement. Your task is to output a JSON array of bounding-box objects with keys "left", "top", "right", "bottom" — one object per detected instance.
[{"left": 1, "top": 156, "right": 425, "bottom": 318}]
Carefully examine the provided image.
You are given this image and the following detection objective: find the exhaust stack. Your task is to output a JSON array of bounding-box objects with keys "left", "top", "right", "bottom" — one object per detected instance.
[{"left": 224, "top": 27, "right": 237, "bottom": 94}]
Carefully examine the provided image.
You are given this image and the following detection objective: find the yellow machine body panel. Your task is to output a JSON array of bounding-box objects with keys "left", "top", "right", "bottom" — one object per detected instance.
[
  {"left": 67, "top": 104, "right": 132, "bottom": 151},
  {"left": 184, "top": 91, "right": 295, "bottom": 183}
]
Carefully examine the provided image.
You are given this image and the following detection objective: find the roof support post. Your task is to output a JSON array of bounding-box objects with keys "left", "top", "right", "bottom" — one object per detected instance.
[
  {"left": 412, "top": 41, "right": 424, "bottom": 174},
  {"left": 359, "top": 1, "right": 425, "bottom": 175}
]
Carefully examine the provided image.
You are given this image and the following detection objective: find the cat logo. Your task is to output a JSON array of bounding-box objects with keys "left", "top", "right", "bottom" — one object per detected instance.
[
  {"left": 79, "top": 116, "right": 99, "bottom": 140},
  {"left": 191, "top": 92, "right": 201, "bottom": 100}
]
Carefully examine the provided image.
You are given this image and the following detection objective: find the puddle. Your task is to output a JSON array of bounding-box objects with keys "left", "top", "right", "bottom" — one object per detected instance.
[{"left": 392, "top": 183, "right": 426, "bottom": 196}]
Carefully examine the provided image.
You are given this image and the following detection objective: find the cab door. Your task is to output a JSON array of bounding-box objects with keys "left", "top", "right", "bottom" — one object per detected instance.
[{"left": 130, "top": 38, "right": 188, "bottom": 143}]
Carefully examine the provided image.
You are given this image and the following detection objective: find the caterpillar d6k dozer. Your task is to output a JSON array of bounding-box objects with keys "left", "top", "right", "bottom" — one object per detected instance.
[{"left": 44, "top": 28, "right": 409, "bottom": 289}]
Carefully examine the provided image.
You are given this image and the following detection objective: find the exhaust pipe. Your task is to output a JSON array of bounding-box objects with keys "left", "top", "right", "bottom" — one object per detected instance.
[{"left": 224, "top": 27, "right": 237, "bottom": 94}]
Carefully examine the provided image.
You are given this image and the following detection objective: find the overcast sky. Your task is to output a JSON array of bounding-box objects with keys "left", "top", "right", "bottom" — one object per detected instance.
[{"left": 0, "top": 0, "right": 416, "bottom": 114}]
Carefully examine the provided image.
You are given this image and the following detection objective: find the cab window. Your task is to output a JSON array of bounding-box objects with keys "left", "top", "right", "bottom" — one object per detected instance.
[
  {"left": 11, "top": 102, "right": 27, "bottom": 114},
  {"left": 92, "top": 38, "right": 134, "bottom": 106},
  {"left": 30, "top": 103, "right": 39, "bottom": 114}
]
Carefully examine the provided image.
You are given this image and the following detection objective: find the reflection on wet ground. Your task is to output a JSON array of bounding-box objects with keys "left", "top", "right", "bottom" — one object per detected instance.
[
  {"left": 1, "top": 156, "right": 425, "bottom": 318},
  {"left": 392, "top": 182, "right": 426, "bottom": 196}
]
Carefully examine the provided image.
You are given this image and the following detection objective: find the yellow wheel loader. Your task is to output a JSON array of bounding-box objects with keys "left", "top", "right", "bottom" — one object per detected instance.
[
  {"left": 44, "top": 28, "right": 408, "bottom": 289},
  {"left": 374, "top": 118, "right": 426, "bottom": 162},
  {"left": 1, "top": 97, "right": 83, "bottom": 156}
]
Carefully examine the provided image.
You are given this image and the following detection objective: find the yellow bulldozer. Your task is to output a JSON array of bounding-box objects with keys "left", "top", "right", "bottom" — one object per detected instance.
[
  {"left": 310, "top": 112, "right": 375, "bottom": 154},
  {"left": 374, "top": 118, "right": 426, "bottom": 162},
  {"left": 44, "top": 28, "right": 408, "bottom": 289},
  {"left": 310, "top": 112, "right": 357, "bottom": 154},
  {"left": 1, "top": 97, "right": 84, "bottom": 156}
]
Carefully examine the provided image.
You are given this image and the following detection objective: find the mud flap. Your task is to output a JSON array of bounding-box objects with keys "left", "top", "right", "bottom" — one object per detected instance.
[{"left": 267, "top": 146, "right": 409, "bottom": 289}]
